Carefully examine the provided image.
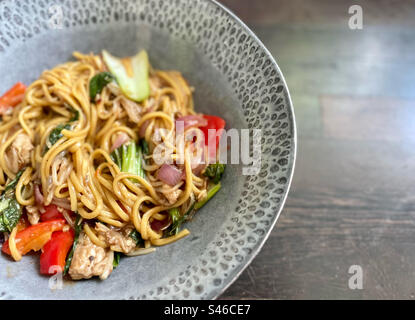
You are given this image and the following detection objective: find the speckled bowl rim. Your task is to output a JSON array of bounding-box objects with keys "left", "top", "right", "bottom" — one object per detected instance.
[{"left": 209, "top": 0, "right": 297, "bottom": 299}]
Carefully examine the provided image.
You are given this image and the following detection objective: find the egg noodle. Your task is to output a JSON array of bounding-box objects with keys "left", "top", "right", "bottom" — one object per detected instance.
[{"left": 0, "top": 52, "right": 213, "bottom": 266}]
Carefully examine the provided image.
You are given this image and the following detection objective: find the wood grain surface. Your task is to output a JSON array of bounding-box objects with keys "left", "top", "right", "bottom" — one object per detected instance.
[{"left": 218, "top": 0, "right": 415, "bottom": 299}]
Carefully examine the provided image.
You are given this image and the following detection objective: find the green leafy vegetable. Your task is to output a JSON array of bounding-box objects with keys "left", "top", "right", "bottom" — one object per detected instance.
[
  {"left": 89, "top": 72, "right": 115, "bottom": 102},
  {"left": 111, "top": 147, "right": 122, "bottom": 168},
  {"left": 4, "top": 169, "right": 24, "bottom": 193},
  {"left": 44, "top": 123, "right": 71, "bottom": 154},
  {"left": 49, "top": 124, "right": 71, "bottom": 147},
  {"left": 129, "top": 229, "right": 144, "bottom": 247},
  {"left": 113, "top": 252, "right": 122, "bottom": 269},
  {"left": 69, "top": 109, "right": 80, "bottom": 122},
  {"left": 44, "top": 107, "right": 79, "bottom": 154},
  {"left": 140, "top": 139, "right": 149, "bottom": 155},
  {"left": 0, "top": 198, "right": 21, "bottom": 232},
  {"left": 102, "top": 50, "right": 150, "bottom": 102},
  {"left": 63, "top": 215, "right": 82, "bottom": 275},
  {"left": 165, "top": 183, "right": 222, "bottom": 236},
  {"left": 0, "top": 170, "right": 24, "bottom": 233},
  {"left": 203, "top": 163, "right": 226, "bottom": 184},
  {"left": 167, "top": 204, "right": 194, "bottom": 236},
  {"left": 194, "top": 183, "right": 221, "bottom": 210},
  {"left": 110, "top": 142, "right": 145, "bottom": 180},
  {"left": 63, "top": 104, "right": 80, "bottom": 122},
  {"left": 168, "top": 207, "right": 181, "bottom": 235}
]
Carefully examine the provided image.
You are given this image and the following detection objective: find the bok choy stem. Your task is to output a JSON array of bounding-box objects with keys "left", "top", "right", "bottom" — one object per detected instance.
[{"left": 111, "top": 141, "right": 145, "bottom": 179}]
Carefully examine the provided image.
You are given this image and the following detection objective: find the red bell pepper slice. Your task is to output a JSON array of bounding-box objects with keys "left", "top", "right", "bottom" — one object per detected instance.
[
  {"left": 40, "top": 229, "right": 74, "bottom": 275},
  {"left": 40, "top": 204, "right": 65, "bottom": 222},
  {"left": 0, "top": 82, "right": 26, "bottom": 115},
  {"left": 199, "top": 115, "right": 226, "bottom": 161},
  {"left": 2, "top": 219, "right": 66, "bottom": 256}
]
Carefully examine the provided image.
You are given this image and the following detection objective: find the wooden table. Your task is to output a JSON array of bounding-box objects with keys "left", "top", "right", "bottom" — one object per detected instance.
[{"left": 219, "top": 0, "right": 415, "bottom": 299}]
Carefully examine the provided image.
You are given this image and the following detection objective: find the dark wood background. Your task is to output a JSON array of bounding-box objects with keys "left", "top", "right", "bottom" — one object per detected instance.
[{"left": 218, "top": 0, "right": 415, "bottom": 299}]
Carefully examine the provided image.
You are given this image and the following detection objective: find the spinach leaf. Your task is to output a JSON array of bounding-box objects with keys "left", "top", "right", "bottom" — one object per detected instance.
[
  {"left": 44, "top": 123, "right": 71, "bottom": 154},
  {"left": 140, "top": 139, "right": 149, "bottom": 155},
  {"left": 203, "top": 163, "right": 226, "bottom": 184},
  {"left": 89, "top": 72, "right": 115, "bottom": 102},
  {"left": 113, "top": 252, "right": 122, "bottom": 269},
  {"left": 0, "top": 199, "right": 21, "bottom": 232},
  {"left": 63, "top": 104, "right": 80, "bottom": 122},
  {"left": 0, "top": 170, "right": 24, "bottom": 233},
  {"left": 129, "top": 229, "right": 144, "bottom": 247},
  {"left": 44, "top": 105, "right": 80, "bottom": 155},
  {"left": 167, "top": 204, "right": 195, "bottom": 236},
  {"left": 4, "top": 169, "right": 24, "bottom": 193},
  {"left": 63, "top": 215, "right": 82, "bottom": 275},
  {"left": 49, "top": 123, "right": 71, "bottom": 146},
  {"left": 69, "top": 109, "right": 79, "bottom": 122}
]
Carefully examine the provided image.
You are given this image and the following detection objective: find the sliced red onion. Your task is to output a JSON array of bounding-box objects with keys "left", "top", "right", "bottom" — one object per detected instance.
[
  {"left": 157, "top": 164, "right": 183, "bottom": 186},
  {"left": 191, "top": 146, "right": 206, "bottom": 176},
  {"left": 182, "top": 129, "right": 206, "bottom": 176},
  {"left": 110, "top": 132, "right": 130, "bottom": 152},
  {"left": 51, "top": 197, "right": 72, "bottom": 210},
  {"left": 139, "top": 120, "right": 150, "bottom": 138},
  {"left": 34, "top": 184, "right": 44, "bottom": 205},
  {"left": 150, "top": 215, "right": 171, "bottom": 232},
  {"left": 176, "top": 115, "right": 207, "bottom": 130},
  {"left": 142, "top": 103, "right": 156, "bottom": 115},
  {"left": 192, "top": 162, "right": 206, "bottom": 176}
]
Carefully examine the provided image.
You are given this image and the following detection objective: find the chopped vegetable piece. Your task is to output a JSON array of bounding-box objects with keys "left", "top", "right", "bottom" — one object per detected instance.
[
  {"left": 69, "top": 109, "right": 80, "bottom": 122},
  {"left": 199, "top": 115, "right": 226, "bottom": 147},
  {"left": 48, "top": 123, "right": 71, "bottom": 146},
  {"left": 113, "top": 251, "right": 122, "bottom": 269},
  {"left": 175, "top": 115, "right": 208, "bottom": 129},
  {"left": 129, "top": 229, "right": 144, "bottom": 247},
  {"left": 203, "top": 163, "right": 226, "bottom": 184},
  {"left": 63, "top": 215, "right": 82, "bottom": 275},
  {"left": 167, "top": 208, "right": 180, "bottom": 234},
  {"left": 167, "top": 205, "right": 194, "bottom": 236},
  {"left": 89, "top": 72, "right": 115, "bottom": 102},
  {"left": 102, "top": 50, "right": 150, "bottom": 102},
  {"left": 40, "top": 204, "right": 64, "bottom": 222},
  {"left": 140, "top": 139, "right": 149, "bottom": 155},
  {"left": 44, "top": 123, "right": 71, "bottom": 153},
  {"left": 150, "top": 218, "right": 170, "bottom": 232},
  {"left": 157, "top": 164, "right": 183, "bottom": 186},
  {"left": 0, "top": 170, "right": 24, "bottom": 232},
  {"left": 2, "top": 219, "right": 66, "bottom": 256},
  {"left": 194, "top": 183, "right": 221, "bottom": 210},
  {"left": 4, "top": 170, "right": 24, "bottom": 192},
  {"left": 40, "top": 229, "right": 74, "bottom": 275},
  {"left": 166, "top": 183, "right": 221, "bottom": 236},
  {"left": 0, "top": 199, "right": 21, "bottom": 233},
  {"left": 16, "top": 215, "right": 29, "bottom": 232},
  {"left": 44, "top": 107, "right": 79, "bottom": 154},
  {"left": 111, "top": 141, "right": 145, "bottom": 179},
  {"left": 0, "top": 82, "right": 26, "bottom": 115}
]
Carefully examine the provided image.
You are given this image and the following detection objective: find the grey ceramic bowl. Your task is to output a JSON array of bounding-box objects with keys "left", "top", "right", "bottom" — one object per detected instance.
[{"left": 0, "top": 0, "right": 296, "bottom": 299}]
